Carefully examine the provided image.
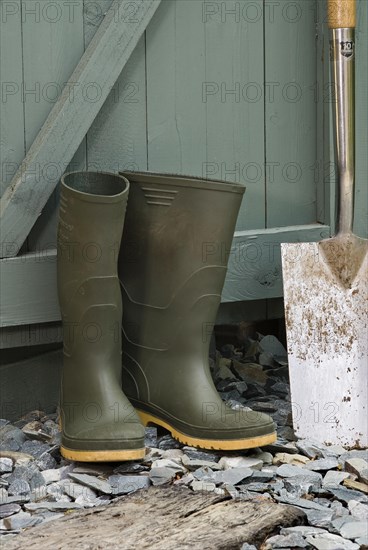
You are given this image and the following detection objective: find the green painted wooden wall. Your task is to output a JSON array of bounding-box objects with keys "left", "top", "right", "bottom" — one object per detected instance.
[{"left": 0, "top": 0, "right": 367, "bottom": 331}]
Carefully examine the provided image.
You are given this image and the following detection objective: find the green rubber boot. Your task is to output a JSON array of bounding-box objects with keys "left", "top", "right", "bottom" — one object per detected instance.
[
  {"left": 57, "top": 172, "right": 145, "bottom": 462},
  {"left": 118, "top": 172, "right": 277, "bottom": 450}
]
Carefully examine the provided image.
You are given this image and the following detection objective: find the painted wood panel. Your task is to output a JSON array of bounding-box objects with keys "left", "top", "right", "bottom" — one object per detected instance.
[
  {"left": 316, "top": 0, "right": 330, "bottom": 226},
  {"left": 146, "top": 1, "right": 207, "bottom": 174},
  {"left": 86, "top": 0, "right": 148, "bottom": 173},
  {"left": 354, "top": 0, "right": 367, "bottom": 238},
  {"left": 0, "top": 0, "right": 25, "bottom": 196},
  {"left": 265, "top": 0, "right": 318, "bottom": 228},
  {"left": 0, "top": 0, "right": 161, "bottom": 258},
  {"left": 0, "top": 323, "right": 62, "bottom": 350},
  {"left": 20, "top": 1, "right": 84, "bottom": 150},
  {"left": 222, "top": 223, "right": 330, "bottom": 302},
  {"left": 0, "top": 224, "right": 329, "bottom": 328},
  {"left": 21, "top": 0, "right": 85, "bottom": 251},
  {"left": 204, "top": 0, "right": 265, "bottom": 232},
  {"left": 87, "top": 38, "right": 148, "bottom": 173},
  {"left": 0, "top": 0, "right": 366, "bottom": 335},
  {"left": 0, "top": 250, "right": 61, "bottom": 327},
  {"left": 146, "top": 0, "right": 265, "bottom": 232}
]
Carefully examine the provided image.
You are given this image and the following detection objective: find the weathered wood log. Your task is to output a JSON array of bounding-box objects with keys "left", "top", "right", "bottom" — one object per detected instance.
[{"left": 6, "top": 486, "right": 306, "bottom": 549}]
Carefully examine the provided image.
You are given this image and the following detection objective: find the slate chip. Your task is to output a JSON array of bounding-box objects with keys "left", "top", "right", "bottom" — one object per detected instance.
[
  {"left": 68, "top": 473, "right": 112, "bottom": 495},
  {"left": 276, "top": 463, "right": 322, "bottom": 482},
  {"left": 182, "top": 447, "right": 219, "bottom": 463},
  {"left": 0, "top": 504, "right": 21, "bottom": 519},
  {"left": 264, "top": 532, "right": 308, "bottom": 548},
  {"left": 8, "top": 480, "right": 30, "bottom": 496},
  {"left": 149, "top": 467, "right": 178, "bottom": 486},
  {"left": 339, "top": 520, "right": 368, "bottom": 540},
  {"left": 157, "top": 435, "right": 181, "bottom": 450},
  {"left": 108, "top": 475, "right": 150, "bottom": 495},
  {"left": 322, "top": 470, "right": 351, "bottom": 487},
  {"left": 296, "top": 440, "right": 325, "bottom": 459},
  {"left": 3, "top": 510, "right": 42, "bottom": 530},
  {"left": 21, "top": 441, "right": 51, "bottom": 459},
  {"left": 305, "top": 532, "right": 359, "bottom": 549},
  {"left": 0, "top": 426, "right": 27, "bottom": 451},
  {"left": 213, "top": 467, "right": 253, "bottom": 486},
  {"left": 275, "top": 490, "right": 329, "bottom": 511},
  {"left": 305, "top": 508, "right": 334, "bottom": 529},
  {"left": 0, "top": 458, "right": 13, "bottom": 473},
  {"left": 304, "top": 458, "right": 339, "bottom": 471},
  {"left": 327, "top": 486, "right": 368, "bottom": 504}
]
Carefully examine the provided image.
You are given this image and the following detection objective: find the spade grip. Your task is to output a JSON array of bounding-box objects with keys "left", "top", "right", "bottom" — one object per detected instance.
[{"left": 328, "top": 0, "right": 356, "bottom": 29}]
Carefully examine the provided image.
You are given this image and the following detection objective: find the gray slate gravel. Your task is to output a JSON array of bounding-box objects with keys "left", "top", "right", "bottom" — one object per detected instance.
[{"left": 0, "top": 335, "right": 366, "bottom": 550}]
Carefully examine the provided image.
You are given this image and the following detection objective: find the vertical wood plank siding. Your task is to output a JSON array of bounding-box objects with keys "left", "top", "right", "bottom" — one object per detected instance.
[
  {"left": 0, "top": 0, "right": 24, "bottom": 195},
  {"left": 0, "top": 0, "right": 366, "bottom": 318},
  {"left": 86, "top": 1, "right": 148, "bottom": 172},
  {"left": 22, "top": 0, "right": 85, "bottom": 251},
  {"left": 265, "top": 0, "right": 317, "bottom": 228},
  {"left": 355, "top": 0, "right": 367, "bottom": 238}
]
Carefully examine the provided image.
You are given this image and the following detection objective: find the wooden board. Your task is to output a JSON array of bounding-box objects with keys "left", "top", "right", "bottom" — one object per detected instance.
[
  {"left": 0, "top": 0, "right": 24, "bottom": 197},
  {"left": 4, "top": 486, "right": 305, "bottom": 550},
  {"left": 204, "top": 0, "right": 265, "bottom": 232},
  {"left": 0, "top": 249, "right": 60, "bottom": 327},
  {"left": 223, "top": 224, "right": 330, "bottom": 302},
  {"left": 265, "top": 0, "right": 318, "bottom": 228},
  {"left": 355, "top": 0, "right": 368, "bottom": 238},
  {"left": 0, "top": 0, "right": 366, "bottom": 335},
  {"left": 146, "top": 1, "right": 207, "bottom": 174},
  {"left": 146, "top": 0, "right": 265, "bottom": 232},
  {"left": 0, "top": 224, "right": 329, "bottom": 327},
  {"left": 84, "top": 0, "right": 147, "bottom": 174},
  {"left": 23, "top": 0, "right": 85, "bottom": 252},
  {"left": 316, "top": 0, "right": 330, "bottom": 226},
  {"left": 87, "top": 2, "right": 148, "bottom": 173},
  {"left": 0, "top": 323, "right": 62, "bottom": 350},
  {"left": 0, "top": 0, "right": 162, "bottom": 259},
  {"left": 29, "top": 0, "right": 149, "bottom": 253}
]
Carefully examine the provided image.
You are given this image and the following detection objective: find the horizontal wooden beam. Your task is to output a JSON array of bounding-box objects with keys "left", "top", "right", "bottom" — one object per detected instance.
[
  {"left": 0, "top": 322, "right": 62, "bottom": 349},
  {"left": 0, "top": 249, "right": 60, "bottom": 327},
  {"left": 0, "top": 224, "right": 330, "bottom": 328},
  {"left": 222, "top": 224, "right": 330, "bottom": 302},
  {"left": 0, "top": 0, "right": 162, "bottom": 258}
]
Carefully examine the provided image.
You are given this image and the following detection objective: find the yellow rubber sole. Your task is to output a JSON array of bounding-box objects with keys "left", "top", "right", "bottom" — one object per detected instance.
[
  {"left": 60, "top": 446, "right": 145, "bottom": 462},
  {"left": 59, "top": 419, "right": 145, "bottom": 462},
  {"left": 137, "top": 410, "right": 277, "bottom": 451}
]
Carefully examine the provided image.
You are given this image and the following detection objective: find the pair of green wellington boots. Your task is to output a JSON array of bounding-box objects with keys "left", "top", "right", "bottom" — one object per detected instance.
[{"left": 57, "top": 171, "right": 276, "bottom": 462}]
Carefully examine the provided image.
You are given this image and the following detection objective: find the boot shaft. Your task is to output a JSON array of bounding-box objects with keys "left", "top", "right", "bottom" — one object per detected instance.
[
  {"left": 58, "top": 172, "right": 129, "bottom": 282},
  {"left": 58, "top": 172, "right": 129, "bottom": 350},
  {"left": 119, "top": 172, "right": 245, "bottom": 306},
  {"left": 118, "top": 172, "right": 245, "bottom": 351}
]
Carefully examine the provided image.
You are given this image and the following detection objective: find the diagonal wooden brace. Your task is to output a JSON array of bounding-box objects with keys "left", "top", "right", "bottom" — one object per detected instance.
[{"left": 0, "top": 0, "right": 162, "bottom": 258}]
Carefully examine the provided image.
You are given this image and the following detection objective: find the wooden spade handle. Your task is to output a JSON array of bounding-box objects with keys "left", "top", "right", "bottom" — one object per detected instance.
[{"left": 328, "top": 0, "right": 356, "bottom": 29}]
